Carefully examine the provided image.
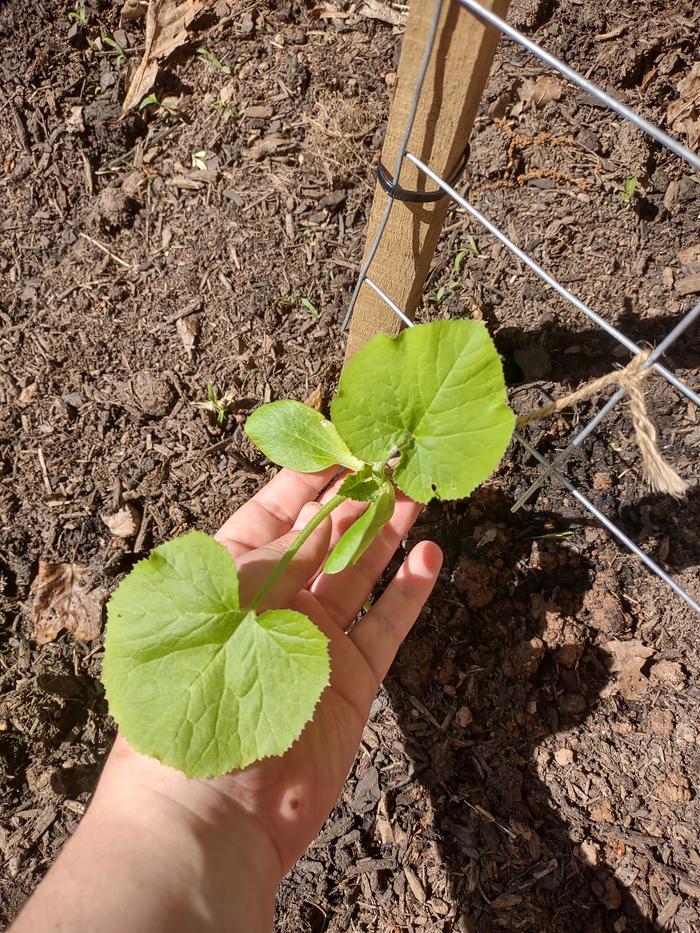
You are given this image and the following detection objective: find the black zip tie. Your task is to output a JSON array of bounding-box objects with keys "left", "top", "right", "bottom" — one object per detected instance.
[{"left": 376, "top": 146, "right": 469, "bottom": 203}]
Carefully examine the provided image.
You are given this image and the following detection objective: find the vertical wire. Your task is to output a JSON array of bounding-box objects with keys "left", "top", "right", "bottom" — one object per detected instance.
[{"left": 341, "top": 0, "right": 445, "bottom": 329}]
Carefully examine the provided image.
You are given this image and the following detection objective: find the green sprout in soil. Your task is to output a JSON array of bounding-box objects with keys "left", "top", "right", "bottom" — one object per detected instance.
[
  {"left": 454, "top": 236, "right": 479, "bottom": 275},
  {"left": 101, "top": 319, "right": 515, "bottom": 778},
  {"left": 197, "top": 47, "right": 232, "bottom": 75},
  {"left": 300, "top": 297, "right": 321, "bottom": 318},
  {"left": 101, "top": 28, "right": 126, "bottom": 66},
  {"left": 621, "top": 177, "right": 638, "bottom": 204},
  {"left": 200, "top": 380, "right": 236, "bottom": 427},
  {"left": 68, "top": 2, "right": 87, "bottom": 25},
  {"left": 138, "top": 92, "right": 175, "bottom": 119}
]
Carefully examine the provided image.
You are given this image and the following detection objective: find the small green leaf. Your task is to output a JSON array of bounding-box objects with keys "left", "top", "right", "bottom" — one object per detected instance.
[
  {"left": 338, "top": 464, "right": 384, "bottom": 502},
  {"left": 102, "top": 531, "right": 330, "bottom": 778},
  {"left": 245, "top": 399, "right": 365, "bottom": 473},
  {"left": 429, "top": 285, "right": 446, "bottom": 306},
  {"left": 197, "top": 47, "right": 232, "bottom": 75},
  {"left": 300, "top": 297, "right": 320, "bottom": 318},
  {"left": 138, "top": 92, "right": 159, "bottom": 111},
  {"left": 621, "top": 177, "right": 638, "bottom": 203},
  {"left": 324, "top": 483, "right": 395, "bottom": 574},
  {"left": 332, "top": 319, "right": 514, "bottom": 503}
]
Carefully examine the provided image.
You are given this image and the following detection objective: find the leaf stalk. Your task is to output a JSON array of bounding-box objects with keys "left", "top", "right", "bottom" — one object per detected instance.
[{"left": 248, "top": 494, "right": 346, "bottom": 611}]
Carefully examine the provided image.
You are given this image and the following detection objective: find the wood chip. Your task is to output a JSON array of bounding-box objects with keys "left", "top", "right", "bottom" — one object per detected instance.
[
  {"left": 676, "top": 274, "right": 700, "bottom": 296},
  {"left": 358, "top": 0, "right": 405, "bottom": 27},
  {"left": 403, "top": 865, "right": 426, "bottom": 903},
  {"left": 177, "top": 316, "right": 199, "bottom": 358},
  {"left": 677, "top": 243, "right": 700, "bottom": 265}
]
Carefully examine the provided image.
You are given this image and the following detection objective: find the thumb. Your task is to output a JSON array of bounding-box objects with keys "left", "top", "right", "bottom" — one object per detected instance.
[{"left": 348, "top": 540, "right": 443, "bottom": 683}]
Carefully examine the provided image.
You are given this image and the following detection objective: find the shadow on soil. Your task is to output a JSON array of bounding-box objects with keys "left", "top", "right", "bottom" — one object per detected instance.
[{"left": 385, "top": 483, "right": 665, "bottom": 932}]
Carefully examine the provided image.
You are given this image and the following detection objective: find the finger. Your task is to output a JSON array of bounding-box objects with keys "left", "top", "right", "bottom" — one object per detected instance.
[
  {"left": 236, "top": 502, "right": 332, "bottom": 609},
  {"left": 350, "top": 541, "right": 443, "bottom": 683},
  {"left": 215, "top": 466, "right": 337, "bottom": 558},
  {"left": 310, "top": 495, "right": 422, "bottom": 625}
]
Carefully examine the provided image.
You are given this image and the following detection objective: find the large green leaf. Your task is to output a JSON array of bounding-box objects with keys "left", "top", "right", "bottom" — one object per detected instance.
[
  {"left": 332, "top": 320, "right": 514, "bottom": 503},
  {"left": 323, "top": 482, "right": 395, "bottom": 574},
  {"left": 102, "top": 531, "right": 329, "bottom": 778},
  {"left": 245, "top": 400, "right": 364, "bottom": 473}
]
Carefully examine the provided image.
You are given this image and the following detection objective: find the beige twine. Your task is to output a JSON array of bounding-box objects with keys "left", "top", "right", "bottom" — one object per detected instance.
[{"left": 517, "top": 350, "right": 689, "bottom": 499}]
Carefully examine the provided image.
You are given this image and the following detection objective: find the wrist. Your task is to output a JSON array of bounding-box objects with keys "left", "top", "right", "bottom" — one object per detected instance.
[{"left": 90, "top": 737, "right": 282, "bottom": 932}]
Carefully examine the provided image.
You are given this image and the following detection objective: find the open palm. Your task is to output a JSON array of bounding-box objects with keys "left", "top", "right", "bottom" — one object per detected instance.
[{"left": 105, "top": 466, "right": 441, "bottom": 879}]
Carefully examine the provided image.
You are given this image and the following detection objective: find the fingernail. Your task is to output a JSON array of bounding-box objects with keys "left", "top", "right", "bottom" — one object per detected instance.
[{"left": 292, "top": 501, "right": 321, "bottom": 531}]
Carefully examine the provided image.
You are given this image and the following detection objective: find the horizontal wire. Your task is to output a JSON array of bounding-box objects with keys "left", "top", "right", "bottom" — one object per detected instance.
[
  {"left": 406, "top": 152, "right": 700, "bottom": 408},
  {"left": 455, "top": 0, "right": 700, "bottom": 175},
  {"left": 514, "top": 431, "right": 700, "bottom": 614}
]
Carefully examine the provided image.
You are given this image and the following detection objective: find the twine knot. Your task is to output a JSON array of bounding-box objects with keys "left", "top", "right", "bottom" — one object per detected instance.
[{"left": 516, "top": 350, "right": 688, "bottom": 499}]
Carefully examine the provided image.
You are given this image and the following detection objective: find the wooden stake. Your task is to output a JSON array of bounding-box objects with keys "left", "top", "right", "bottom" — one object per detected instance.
[{"left": 344, "top": 0, "right": 510, "bottom": 360}]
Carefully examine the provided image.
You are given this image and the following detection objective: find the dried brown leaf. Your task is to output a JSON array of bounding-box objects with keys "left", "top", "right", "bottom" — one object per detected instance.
[
  {"left": 177, "top": 315, "right": 199, "bottom": 357},
  {"left": 667, "top": 63, "right": 700, "bottom": 152},
  {"left": 601, "top": 638, "right": 654, "bottom": 699},
  {"left": 30, "top": 562, "right": 105, "bottom": 645},
  {"left": 303, "top": 383, "right": 324, "bottom": 412},
  {"left": 358, "top": 0, "right": 405, "bottom": 27},
  {"left": 518, "top": 76, "right": 565, "bottom": 110},
  {"left": 122, "top": 0, "right": 211, "bottom": 114}
]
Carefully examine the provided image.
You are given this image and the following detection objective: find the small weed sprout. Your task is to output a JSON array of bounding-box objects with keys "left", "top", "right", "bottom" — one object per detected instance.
[
  {"left": 138, "top": 93, "right": 175, "bottom": 119},
  {"left": 621, "top": 177, "right": 638, "bottom": 203},
  {"left": 68, "top": 2, "right": 87, "bottom": 25},
  {"left": 101, "top": 28, "right": 126, "bottom": 65},
  {"left": 300, "top": 297, "right": 321, "bottom": 318},
  {"left": 197, "top": 47, "right": 232, "bottom": 75},
  {"left": 199, "top": 381, "right": 235, "bottom": 426}
]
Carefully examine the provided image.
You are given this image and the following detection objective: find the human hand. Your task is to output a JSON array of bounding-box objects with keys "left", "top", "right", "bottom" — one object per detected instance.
[
  {"left": 107, "top": 466, "right": 441, "bottom": 873},
  {"left": 14, "top": 467, "right": 441, "bottom": 933}
]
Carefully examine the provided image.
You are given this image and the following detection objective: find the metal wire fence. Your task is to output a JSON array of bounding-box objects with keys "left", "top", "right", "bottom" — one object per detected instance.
[{"left": 343, "top": 0, "right": 700, "bottom": 613}]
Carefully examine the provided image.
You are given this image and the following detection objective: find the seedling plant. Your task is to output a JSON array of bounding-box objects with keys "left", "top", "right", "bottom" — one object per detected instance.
[{"left": 102, "top": 320, "right": 515, "bottom": 778}]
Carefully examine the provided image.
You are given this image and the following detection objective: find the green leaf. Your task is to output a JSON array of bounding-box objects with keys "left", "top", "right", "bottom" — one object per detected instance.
[
  {"left": 338, "top": 464, "right": 384, "bottom": 502},
  {"left": 245, "top": 399, "right": 364, "bottom": 473},
  {"left": 102, "top": 531, "right": 330, "bottom": 778},
  {"left": 138, "top": 92, "right": 159, "bottom": 111},
  {"left": 621, "top": 176, "right": 638, "bottom": 203},
  {"left": 332, "top": 319, "right": 514, "bottom": 503},
  {"left": 300, "top": 297, "right": 320, "bottom": 318},
  {"left": 323, "top": 483, "right": 395, "bottom": 574}
]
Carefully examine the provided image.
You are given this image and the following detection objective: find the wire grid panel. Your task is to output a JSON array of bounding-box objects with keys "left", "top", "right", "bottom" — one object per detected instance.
[{"left": 345, "top": 0, "right": 700, "bottom": 614}]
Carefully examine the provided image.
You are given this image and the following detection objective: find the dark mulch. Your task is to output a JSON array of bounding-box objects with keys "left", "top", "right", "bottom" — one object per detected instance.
[{"left": 1, "top": 0, "right": 698, "bottom": 930}]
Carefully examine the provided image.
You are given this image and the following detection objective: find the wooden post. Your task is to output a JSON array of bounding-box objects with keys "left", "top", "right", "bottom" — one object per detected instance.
[{"left": 344, "top": 0, "right": 510, "bottom": 360}]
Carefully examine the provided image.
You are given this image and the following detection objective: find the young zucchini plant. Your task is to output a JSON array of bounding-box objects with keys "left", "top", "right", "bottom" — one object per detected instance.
[{"left": 102, "top": 319, "right": 515, "bottom": 778}]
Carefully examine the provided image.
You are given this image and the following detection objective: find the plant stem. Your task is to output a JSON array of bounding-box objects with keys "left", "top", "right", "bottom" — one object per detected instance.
[{"left": 249, "top": 494, "right": 346, "bottom": 611}]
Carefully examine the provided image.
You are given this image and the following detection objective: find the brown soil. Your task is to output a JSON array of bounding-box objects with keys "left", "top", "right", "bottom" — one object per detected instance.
[{"left": 1, "top": 0, "right": 699, "bottom": 930}]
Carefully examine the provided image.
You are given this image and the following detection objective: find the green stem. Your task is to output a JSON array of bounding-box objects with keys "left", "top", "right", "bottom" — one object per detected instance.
[{"left": 249, "top": 494, "right": 346, "bottom": 611}]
